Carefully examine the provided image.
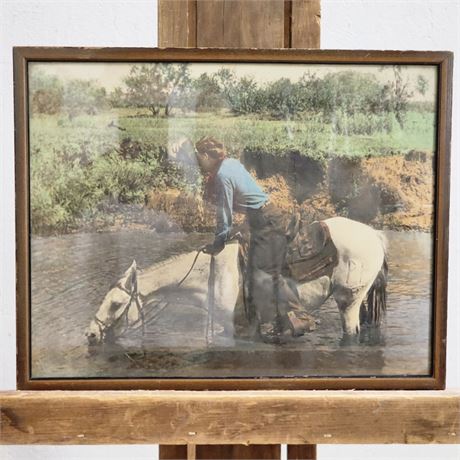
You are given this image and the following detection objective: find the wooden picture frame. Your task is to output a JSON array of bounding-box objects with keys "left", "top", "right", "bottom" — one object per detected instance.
[{"left": 14, "top": 47, "right": 453, "bottom": 390}]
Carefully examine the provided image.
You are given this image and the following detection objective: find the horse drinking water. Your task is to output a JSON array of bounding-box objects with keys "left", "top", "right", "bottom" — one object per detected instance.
[{"left": 86, "top": 217, "right": 387, "bottom": 344}]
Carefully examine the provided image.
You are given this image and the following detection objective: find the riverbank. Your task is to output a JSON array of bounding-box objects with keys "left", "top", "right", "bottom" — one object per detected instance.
[
  {"left": 143, "top": 151, "right": 434, "bottom": 233},
  {"left": 56, "top": 150, "right": 434, "bottom": 236},
  {"left": 29, "top": 108, "right": 435, "bottom": 235}
]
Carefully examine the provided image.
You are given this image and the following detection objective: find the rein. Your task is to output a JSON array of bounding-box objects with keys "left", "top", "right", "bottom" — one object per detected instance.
[
  {"left": 92, "top": 251, "right": 203, "bottom": 342},
  {"left": 177, "top": 249, "right": 202, "bottom": 287},
  {"left": 92, "top": 236, "right": 240, "bottom": 343}
]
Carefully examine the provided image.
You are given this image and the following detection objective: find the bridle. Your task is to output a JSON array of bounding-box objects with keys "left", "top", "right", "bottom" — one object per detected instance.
[
  {"left": 93, "top": 282, "right": 144, "bottom": 341},
  {"left": 92, "top": 233, "right": 242, "bottom": 344}
]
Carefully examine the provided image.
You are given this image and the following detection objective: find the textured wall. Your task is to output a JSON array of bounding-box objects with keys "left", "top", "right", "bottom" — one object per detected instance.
[{"left": 1, "top": 0, "right": 459, "bottom": 458}]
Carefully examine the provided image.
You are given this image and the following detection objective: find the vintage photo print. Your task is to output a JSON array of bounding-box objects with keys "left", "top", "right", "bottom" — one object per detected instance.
[{"left": 15, "top": 49, "right": 451, "bottom": 389}]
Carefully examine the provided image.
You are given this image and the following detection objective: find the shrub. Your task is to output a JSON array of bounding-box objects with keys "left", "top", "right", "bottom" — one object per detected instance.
[{"left": 90, "top": 154, "right": 160, "bottom": 204}]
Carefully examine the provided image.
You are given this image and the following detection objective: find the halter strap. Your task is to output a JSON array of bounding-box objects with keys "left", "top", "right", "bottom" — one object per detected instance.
[
  {"left": 115, "top": 283, "right": 133, "bottom": 295},
  {"left": 93, "top": 284, "right": 140, "bottom": 340}
]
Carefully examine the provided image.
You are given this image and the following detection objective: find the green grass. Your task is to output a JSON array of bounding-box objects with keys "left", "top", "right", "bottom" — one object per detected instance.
[
  {"left": 29, "top": 109, "right": 436, "bottom": 234},
  {"left": 107, "top": 108, "right": 436, "bottom": 157}
]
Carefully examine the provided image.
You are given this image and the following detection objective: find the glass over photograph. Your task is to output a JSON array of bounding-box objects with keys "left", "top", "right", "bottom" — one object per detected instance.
[{"left": 28, "top": 60, "right": 438, "bottom": 379}]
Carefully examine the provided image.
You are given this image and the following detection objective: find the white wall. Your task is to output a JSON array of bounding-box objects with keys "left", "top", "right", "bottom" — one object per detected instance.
[{"left": 0, "top": 0, "right": 459, "bottom": 458}]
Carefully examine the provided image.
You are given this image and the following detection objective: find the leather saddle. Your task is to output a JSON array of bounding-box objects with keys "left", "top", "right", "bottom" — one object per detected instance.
[{"left": 285, "top": 215, "right": 338, "bottom": 283}]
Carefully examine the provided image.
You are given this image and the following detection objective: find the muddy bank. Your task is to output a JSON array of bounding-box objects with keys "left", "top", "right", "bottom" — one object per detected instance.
[{"left": 145, "top": 151, "right": 434, "bottom": 233}]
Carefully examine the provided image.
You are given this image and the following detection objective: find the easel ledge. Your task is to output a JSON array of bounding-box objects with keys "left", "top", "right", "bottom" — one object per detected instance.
[{"left": 1, "top": 390, "right": 459, "bottom": 445}]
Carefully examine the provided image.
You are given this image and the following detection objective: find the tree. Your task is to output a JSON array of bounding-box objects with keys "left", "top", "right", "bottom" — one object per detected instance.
[
  {"left": 297, "top": 71, "right": 322, "bottom": 112},
  {"left": 162, "top": 63, "right": 192, "bottom": 116},
  {"left": 108, "top": 87, "right": 127, "bottom": 108},
  {"left": 265, "top": 78, "right": 304, "bottom": 118},
  {"left": 123, "top": 63, "right": 191, "bottom": 116},
  {"left": 63, "top": 79, "right": 108, "bottom": 120},
  {"left": 192, "top": 73, "right": 225, "bottom": 112},
  {"left": 29, "top": 70, "right": 63, "bottom": 115},
  {"left": 416, "top": 74, "right": 429, "bottom": 96},
  {"left": 314, "top": 71, "right": 382, "bottom": 118},
  {"left": 382, "top": 65, "right": 413, "bottom": 128},
  {"left": 214, "top": 69, "right": 266, "bottom": 115},
  {"left": 232, "top": 77, "right": 265, "bottom": 114}
]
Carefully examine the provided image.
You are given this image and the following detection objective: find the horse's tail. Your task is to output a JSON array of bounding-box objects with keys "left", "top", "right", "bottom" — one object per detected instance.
[{"left": 360, "top": 253, "right": 388, "bottom": 327}]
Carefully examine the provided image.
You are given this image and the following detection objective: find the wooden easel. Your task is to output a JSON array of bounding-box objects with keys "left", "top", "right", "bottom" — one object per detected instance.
[
  {"left": 159, "top": 1, "right": 311, "bottom": 458},
  {"left": 1, "top": 1, "right": 458, "bottom": 458}
]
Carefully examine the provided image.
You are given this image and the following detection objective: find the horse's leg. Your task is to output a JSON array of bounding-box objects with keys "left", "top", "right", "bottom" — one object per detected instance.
[{"left": 334, "top": 282, "right": 373, "bottom": 336}]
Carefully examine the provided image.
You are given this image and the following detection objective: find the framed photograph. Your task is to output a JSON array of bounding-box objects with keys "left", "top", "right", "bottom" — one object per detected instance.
[{"left": 14, "top": 48, "right": 452, "bottom": 390}]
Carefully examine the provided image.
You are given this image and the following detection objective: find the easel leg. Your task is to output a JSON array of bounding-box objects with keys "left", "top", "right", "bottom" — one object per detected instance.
[
  {"left": 158, "top": 2, "right": 320, "bottom": 460},
  {"left": 288, "top": 445, "right": 317, "bottom": 460},
  {"left": 159, "top": 444, "right": 317, "bottom": 459}
]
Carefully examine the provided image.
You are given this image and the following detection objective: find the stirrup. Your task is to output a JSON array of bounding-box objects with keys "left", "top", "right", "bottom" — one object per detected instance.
[
  {"left": 287, "top": 311, "right": 316, "bottom": 335},
  {"left": 259, "top": 321, "right": 291, "bottom": 344}
]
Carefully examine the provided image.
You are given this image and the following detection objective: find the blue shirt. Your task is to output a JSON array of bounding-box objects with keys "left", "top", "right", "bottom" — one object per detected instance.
[{"left": 213, "top": 158, "right": 268, "bottom": 246}]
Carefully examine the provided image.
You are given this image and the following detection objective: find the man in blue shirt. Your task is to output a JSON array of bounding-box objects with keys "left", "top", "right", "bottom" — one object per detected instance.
[{"left": 194, "top": 136, "right": 315, "bottom": 342}]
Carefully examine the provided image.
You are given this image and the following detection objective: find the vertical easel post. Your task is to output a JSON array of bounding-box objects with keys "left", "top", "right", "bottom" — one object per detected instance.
[{"left": 158, "top": 1, "right": 321, "bottom": 458}]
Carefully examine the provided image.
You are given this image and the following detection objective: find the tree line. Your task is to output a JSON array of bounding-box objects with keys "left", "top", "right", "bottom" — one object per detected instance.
[{"left": 31, "top": 64, "right": 429, "bottom": 128}]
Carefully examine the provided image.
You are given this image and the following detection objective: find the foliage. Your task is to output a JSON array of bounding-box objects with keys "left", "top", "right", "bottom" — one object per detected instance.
[
  {"left": 123, "top": 63, "right": 191, "bottom": 116},
  {"left": 108, "top": 87, "right": 128, "bottom": 108},
  {"left": 331, "top": 110, "right": 398, "bottom": 136},
  {"left": 201, "top": 68, "right": 427, "bottom": 129},
  {"left": 264, "top": 78, "right": 304, "bottom": 118},
  {"left": 89, "top": 153, "right": 159, "bottom": 203},
  {"left": 29, "top": 115, "right": 166, "bottom": 233},
  {"left": 381, "top": 66, "right": 413, "bottom": 128},
  {"left": 191, "top": 73, "right": 226, "bottom": 112},
  {"left": 29, "top": 70, "right": 108, "bottom": 119},
  {"left": 63, "top": 79, "right": 108, "bottom": 120},
  {"left": 28, "top": 62, "right": 436, "bottom": 234},
  {"left": 214, "top": 69, "right": 266, "bottom": 115},
  {"left": 30, "top": 108, "right": 435, "bottom": 234},
  {"left": 29, "top": 69, "right": 63, "bottom": 115},
  {"left": 417, "top": 74, "right": 429, "bottom": 95},
  {"left": 314, "top": 71, "right": 383, "bottom": 118},
  {"left": 30, "top": 65, "right": 430, "bottom": 130}
]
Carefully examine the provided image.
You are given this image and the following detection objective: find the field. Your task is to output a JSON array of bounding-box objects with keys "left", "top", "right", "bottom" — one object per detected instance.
[{"left": 29, "top": 109, "right": 436, "bottom": 235}]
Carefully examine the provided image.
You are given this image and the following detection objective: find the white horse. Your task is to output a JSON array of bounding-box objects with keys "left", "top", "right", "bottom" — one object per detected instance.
[{"left": 85, "top": 217, "right": 387, "bottom": 344}]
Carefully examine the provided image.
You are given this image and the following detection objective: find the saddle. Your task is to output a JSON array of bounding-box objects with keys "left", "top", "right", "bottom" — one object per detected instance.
[{"left": 285, "top": 215, "right": 338, "bottom": 283}]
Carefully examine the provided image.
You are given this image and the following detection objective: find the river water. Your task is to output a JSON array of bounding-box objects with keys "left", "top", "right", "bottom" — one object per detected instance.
[{"left": 30, "top": 229, "right": 433, "bottom": 379}]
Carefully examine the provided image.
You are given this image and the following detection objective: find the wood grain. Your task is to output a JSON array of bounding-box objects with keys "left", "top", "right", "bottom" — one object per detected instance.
[
  {"left": 291, "top": 0, "right": 320, "bottom": 48},
  {"left": 13, "top": 48, "right": 30, "bottom": 394},
  {"left": 160, "top": 444, "right": 281, "bottom": 459},
  {"left": 158, "top": 0, "right": 197, "bottom": 48},
  {"left": 287, "top": 445, "right": 317, "bottom": 460},
  {"left": 12, "top": 47, "right": 452, "bottom": 65},
  {"left": 236, "top": 0, "right": 285, "bottom": 48},
  {"left": 162, "top": 0, "right": 287, "bottom": 49},
  {"left": 160, "top": 444, "right": 317, "bottom": 459},
  {"left": 1, "top": 391, "right": 459, "bottom": 445},
  {"left": 197, "top": 0, "right": 225, "bottom": 47},
  {"left": 160, "top": 0, "right": 320, "bottom": 49}
]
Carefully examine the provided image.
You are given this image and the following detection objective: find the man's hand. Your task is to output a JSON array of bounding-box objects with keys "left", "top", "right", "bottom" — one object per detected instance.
[{"left": 202, "top": 242, "right": 225, "bottom": 255}]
